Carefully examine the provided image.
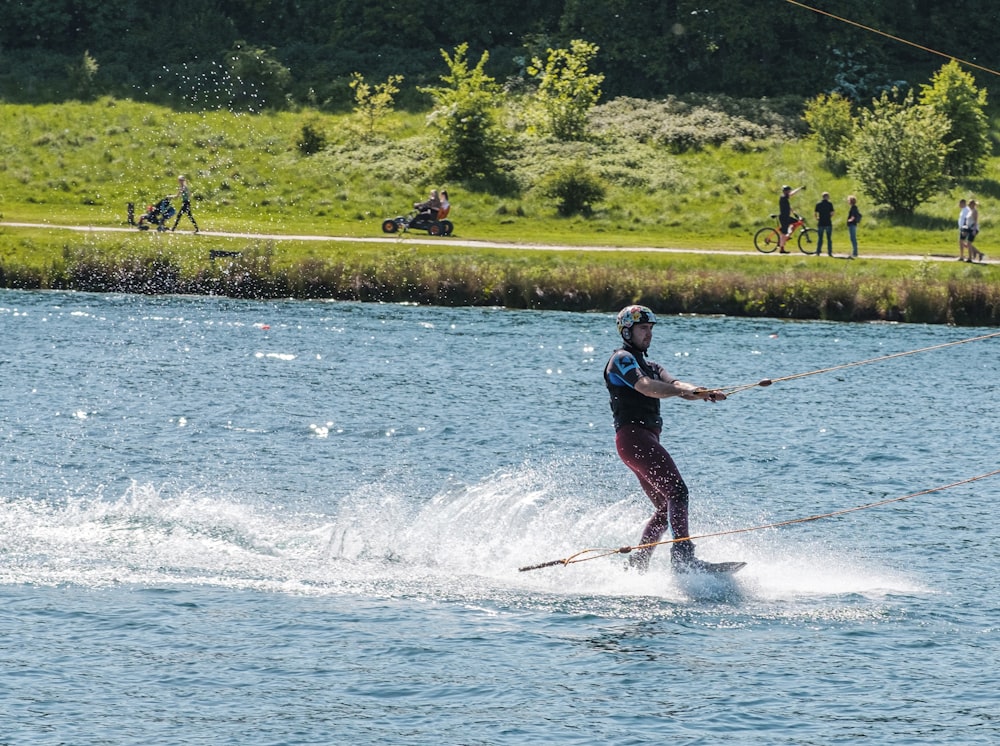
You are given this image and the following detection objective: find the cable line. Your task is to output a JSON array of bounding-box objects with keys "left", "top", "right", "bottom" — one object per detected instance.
[
  {"left": 519, "top": 332, "right": 1000, "bottom": 572},
  {"left": 783, "top": 0, "right": 1000, "bottom": 78},
  {"left": 518, "top": 469, "right": 1000, "bottom": 572},
  {"left": 720, "top": 330, "right": 1000, "bottom": 397}
]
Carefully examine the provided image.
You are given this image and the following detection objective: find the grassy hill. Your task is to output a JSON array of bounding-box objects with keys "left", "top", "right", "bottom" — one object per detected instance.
[{"left": 0, "top": 98, "right": 998, "bottom": 325}]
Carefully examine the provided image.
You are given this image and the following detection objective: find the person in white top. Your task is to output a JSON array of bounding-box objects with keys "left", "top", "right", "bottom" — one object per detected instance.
[
  {"left": 966, "top": 199, "right": 984, "bottom": 263},
  {"left": 957, "top": 198, "right": 970, "bottom": 261}
]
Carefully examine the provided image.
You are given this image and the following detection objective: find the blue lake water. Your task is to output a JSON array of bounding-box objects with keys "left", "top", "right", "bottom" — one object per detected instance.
[{"left": 1, "top": 288, "right": 998, "bottom": 745}]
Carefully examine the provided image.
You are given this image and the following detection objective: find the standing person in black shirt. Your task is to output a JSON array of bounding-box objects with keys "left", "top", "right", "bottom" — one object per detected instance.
[{"left": 814, "top": 191, "right": 835, "bottom": 256}]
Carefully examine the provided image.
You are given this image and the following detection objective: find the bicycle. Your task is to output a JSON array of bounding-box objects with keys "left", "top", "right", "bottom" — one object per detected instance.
[{"left": 754, "top": 213, "right": 817, "bottom": 254}]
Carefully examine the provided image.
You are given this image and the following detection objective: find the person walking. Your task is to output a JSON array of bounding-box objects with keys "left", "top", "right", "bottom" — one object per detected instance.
[
  {"left": 604, "top": 305, "right": 727, "bottom": 574},
  {"left": 967, "top": 199, "right": 984, "bottom": 262},
  {"left": 957, "top": 198, "right": 970, "bottom": 261},
  {"left": 814, "top": 191, "right": 835, "bottom": 256},
  {"left": 846, "top": 195, "right": 861, "bottom": 259},
  {"left": 171, "top": 175, "right": 199, "bottom": 233}
]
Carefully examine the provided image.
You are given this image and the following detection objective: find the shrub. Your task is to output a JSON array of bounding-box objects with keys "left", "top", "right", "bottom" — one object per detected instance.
[
  {"left": 223, "top": 41, "right": 292, "bottom": 111},
  {"left": 420, "top": 44, "right": 509, "bottom": 180},
  {"left": 526, "top": 39, "right": 604, "bottom": 141},
  {"left": 589, "top": 96, "right": 796, "bottom": 152},
  {"left": 349, "top": 72, "right": 404, "bottom": 140},
  {"left": 803, "top": 92, "right": 854, "bottom": 175},
  {"left": 847, "top": 89, "right": 951, "bottom": 215},
  {"left": 296, "top": 118, "right": 327, "bottom": 155},
  {"left": 919, "top": 59, "right": 990, "bottom": 177},
  {"left": 538, "top": 162, "right": 606, "bottom": 216},
  {"left": 67, "top": 50, "right": 100, "bottom": 100}
]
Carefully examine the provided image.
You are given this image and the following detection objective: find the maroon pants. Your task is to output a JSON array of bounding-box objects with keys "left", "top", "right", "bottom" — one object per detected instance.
[{"left": 615, "top": 425, "right": 690, "bottom": 562}]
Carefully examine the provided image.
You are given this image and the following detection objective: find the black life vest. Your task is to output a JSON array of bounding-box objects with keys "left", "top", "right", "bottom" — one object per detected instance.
[{"left": 604, "top": 344, "right": 662, "bottom": 431}]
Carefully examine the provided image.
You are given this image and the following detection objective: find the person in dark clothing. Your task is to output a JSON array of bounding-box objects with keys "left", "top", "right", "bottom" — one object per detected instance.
[
  {"left": 604, "top": 305, "right": 726, "bottom": 573},
  {"left": 846, "top": 195, "right": 862, "bottom": 258},
  {"left": 814, "top": 191, "right": 835, "bottom": 256},
  {"left": 171, "top": 176, "right": 199, "bottom": 233},
  {"left": 777, "top": 185, "right": 804, "bottom": 253}
]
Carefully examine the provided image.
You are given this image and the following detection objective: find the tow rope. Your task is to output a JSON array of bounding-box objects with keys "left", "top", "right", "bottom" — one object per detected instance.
[
  {"left": 518, "top": 470, "right": 1000, "bottom": 572},
  {"left": 720, "top": 330, "right": 1000, "bottom": 397},
  {"left": 520, "top": 330, "right": 1000, "bottom": 572},
  {"left": 784, "top": 0, "right": 1000, "bottom": 79}
]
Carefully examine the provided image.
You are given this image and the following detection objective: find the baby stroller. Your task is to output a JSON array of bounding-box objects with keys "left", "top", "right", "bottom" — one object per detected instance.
[{"left": 129, "top": 197, "right": 176, "bottom": 231}]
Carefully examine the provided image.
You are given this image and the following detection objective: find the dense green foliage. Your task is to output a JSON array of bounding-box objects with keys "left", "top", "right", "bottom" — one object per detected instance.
[
  {"left": 804, "top": 64, "right": 991, "bottom": 215},
  {"left": 804, "top": 93, "right": 854, "bottom": 175},
  {"left": 919, "top": 60, "right": 992, "bottom": 177},
  {"left": 537, "top": 161, "right": 606, "bottom": 216},
  {"left": 1, "top": 0, "right": 996, "bottom": 108},
  {"left": 847, "top": 90, "right": 952, "bottom": 215},
  {"left": 526, "top": 39, "right": 604, "bottom": 141},
  {"left": 420, "top": 45, "right": 510, "bottom": 181}
]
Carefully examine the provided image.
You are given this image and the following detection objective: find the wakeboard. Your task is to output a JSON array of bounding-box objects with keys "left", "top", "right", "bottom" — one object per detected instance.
[{"left": 678, "top": 560, "right": 746, "bottom": 575}]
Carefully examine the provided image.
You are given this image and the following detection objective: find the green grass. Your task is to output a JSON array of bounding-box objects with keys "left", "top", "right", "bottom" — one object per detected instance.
[
  {"left": 1, "top": 97, "right": 999, "bottom": 325},
  {"left": 1, "top": 97, "right": 994, "bottom": 250}
]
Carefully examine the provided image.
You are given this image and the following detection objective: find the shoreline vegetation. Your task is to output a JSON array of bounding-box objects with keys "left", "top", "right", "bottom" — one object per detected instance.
[
  {"left": 1, "top": 232, "right": 997, "bottom": 326},
  {"left": 1, "top": 98, "right": 998, "bottom": 326}
]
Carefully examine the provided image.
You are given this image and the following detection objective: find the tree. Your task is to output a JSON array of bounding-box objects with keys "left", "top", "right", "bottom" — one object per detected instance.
[
  {"left": 349, "top": 72, "right": 404, "bottom": 140},
  {"left": 919, "top": 59, "right": 990, "bottom": 177},
  {"left": 296, "top": 118, "right": 327, "bottom": 155},
  {"left": 419, "top": 43, "right": 509, "bottom": 180},
  {"left": 67, "top": 50, "right": 100, "bottom": 100},
  {"left": 803, "top": 92, "right": 854, "bottom": 175},
  {"left": 224, "top": 41, "right": 292, "bottom": 110},
  {"left": 526, "top": 39, "right": 604, "bottom": 141},
  {"left": 847, "top": 90, "right": 952, "bottom": 216},
  {"left": 0, "top": 0, "right": 74, "bottom": 49}
]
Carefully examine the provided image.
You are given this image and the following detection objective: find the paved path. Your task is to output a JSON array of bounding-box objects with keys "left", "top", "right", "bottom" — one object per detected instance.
[{"left": 0, "top": 221, "right": 987, "bottom": 264}]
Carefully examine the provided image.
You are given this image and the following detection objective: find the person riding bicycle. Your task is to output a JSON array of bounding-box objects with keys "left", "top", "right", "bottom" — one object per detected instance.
[{"left": 778, "top": 185, "right": 804, "bottom": 254}]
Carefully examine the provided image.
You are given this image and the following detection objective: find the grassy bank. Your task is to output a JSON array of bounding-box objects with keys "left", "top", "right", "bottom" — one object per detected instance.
[
  {"left": 2, "top": 229, "right": 998, "bottom": 325},
  {"left": 1, "top": 98, "right": 999, "bottom": 324}
]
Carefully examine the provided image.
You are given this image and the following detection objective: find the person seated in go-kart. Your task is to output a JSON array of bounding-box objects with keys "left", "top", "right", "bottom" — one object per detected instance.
[{"left": 412, "top": 189, "right": 441, "bottom": 226}]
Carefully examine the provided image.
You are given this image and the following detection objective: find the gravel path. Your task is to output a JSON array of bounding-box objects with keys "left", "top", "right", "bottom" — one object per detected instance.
[{"left": 1, "top": 221, "right": 985, "bottom": 263}]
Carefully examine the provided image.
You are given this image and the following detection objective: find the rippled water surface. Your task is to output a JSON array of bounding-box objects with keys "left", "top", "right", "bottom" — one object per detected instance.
[{"left": 1, "top": 289, "right": 998, "bottom": 744}]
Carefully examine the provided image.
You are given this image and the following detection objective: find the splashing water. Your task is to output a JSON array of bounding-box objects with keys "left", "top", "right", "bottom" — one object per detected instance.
[{"left": 0, "top": 460, "right": 927, "bottom": 620}]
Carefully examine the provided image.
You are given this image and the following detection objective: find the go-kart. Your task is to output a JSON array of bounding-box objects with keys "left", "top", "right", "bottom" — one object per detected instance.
[{"left": 381, "top": 211, "right": 453, "bottom": 236}]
